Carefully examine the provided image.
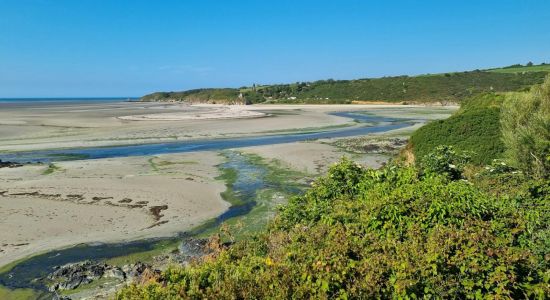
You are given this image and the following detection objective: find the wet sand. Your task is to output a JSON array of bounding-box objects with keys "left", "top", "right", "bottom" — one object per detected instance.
[
  {"left": 0, "top": 151, "right": 228, "bottom": 267},
  {"left": 0, "top": 102, "right": 454, "bottom": 152}
]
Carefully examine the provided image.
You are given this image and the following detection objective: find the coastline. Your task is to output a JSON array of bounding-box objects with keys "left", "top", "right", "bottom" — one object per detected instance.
[{"left": 0, "top": 103, "right": 456, "bottom": 270}]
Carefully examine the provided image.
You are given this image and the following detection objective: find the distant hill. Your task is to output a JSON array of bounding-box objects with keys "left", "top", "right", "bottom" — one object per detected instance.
[{"left": 141, "top": 63, "right": 550, "bottom": 104}]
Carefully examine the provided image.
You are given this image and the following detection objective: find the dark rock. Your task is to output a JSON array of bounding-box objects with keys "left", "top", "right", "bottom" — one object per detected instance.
[
  {"left": 0, "top": 160, "right": 23, "bottom": 168},
  {"left": 122, "top": 262, "right": 149, "bottom": 280},
  {"left": 47, "top": 261, "right": 111, "bottom": 291},
  {"left": 58, "top": 275, "right": 83, "bottom": 290},
  {"left": 46, "top": 260, "right": 155, "bottom": 291},
  {"left": 178, "top": 238, "right": 209, "bottom": 257},
  {"left": 52, "top": 294, "right": 72, "bottom": 300}
]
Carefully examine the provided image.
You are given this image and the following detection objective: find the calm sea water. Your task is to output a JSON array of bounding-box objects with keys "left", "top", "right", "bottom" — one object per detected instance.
[{"left": 0, "top": 97, "right": 137, "bottom": 104}]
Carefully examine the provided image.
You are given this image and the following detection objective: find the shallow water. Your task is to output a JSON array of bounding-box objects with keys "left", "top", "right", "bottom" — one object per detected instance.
[{"left": 0, "top": 112, "right": 418, "bottom": 163}]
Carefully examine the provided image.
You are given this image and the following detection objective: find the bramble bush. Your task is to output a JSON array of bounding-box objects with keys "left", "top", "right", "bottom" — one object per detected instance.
[{"left": 420, "top": 145, "right": 471, "bottom": 180}]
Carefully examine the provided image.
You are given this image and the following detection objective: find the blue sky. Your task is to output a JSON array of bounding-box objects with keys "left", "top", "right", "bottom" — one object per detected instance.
[{"left": 1, "top": 0, "right": 549, "bottom": 97}]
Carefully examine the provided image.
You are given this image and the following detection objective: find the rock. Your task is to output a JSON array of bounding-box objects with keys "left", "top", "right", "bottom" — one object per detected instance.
[
  {"left": 47, "top": 261, "right": 107, "bottom": 291},
  {"left": 104, "top": 267, "right": 125, "bottom": 280},
  {"left": 48, "top": 283, "right": 59, "bottom": 292},
  {"left": 178, "top": 238, "right": 208, "bottom": 257},
  {"left": 58, "top": 275, "right": 83, "bottom": 290},
  {"left": 122, "top": 262, "right": 149, "bottom": 281},
  {"left": 0, "top": 160, "right": 23, "bottom": 168},
  {"left": 46, "top": 260, "right": 155, "bottom": 292},
  {"left": 52, "top": 294, "right": 72, "bottom": 300}
]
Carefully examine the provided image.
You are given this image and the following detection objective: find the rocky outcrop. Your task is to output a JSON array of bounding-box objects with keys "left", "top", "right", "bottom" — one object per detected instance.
[
  {"left": 47, "top": 261, "right": 153, "bottom": 292},
  {"left": 45, "top": 238, "right": 211, "bottom": 296}
]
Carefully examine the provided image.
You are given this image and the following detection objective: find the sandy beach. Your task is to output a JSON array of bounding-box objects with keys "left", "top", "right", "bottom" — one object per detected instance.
[{"left": 0, "top": 102, "right": 456, "bottom": 268}]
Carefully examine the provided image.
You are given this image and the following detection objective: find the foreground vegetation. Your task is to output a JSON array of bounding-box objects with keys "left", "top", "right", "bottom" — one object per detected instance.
[
  {"left": 142, "top": 63, "right": 549, "bottom": 104},
  {"left": 119, "top": 78, "right": 550, "bottom": 298}
]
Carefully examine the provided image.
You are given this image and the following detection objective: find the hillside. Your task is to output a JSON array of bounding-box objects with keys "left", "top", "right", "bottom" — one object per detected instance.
[
  {"left": 141, "top": 88, "right": 243, "bottom": 104},
  {"left": 119, "top": 78, "right": 550, "bottom": 299},
  {"left": 141, "top": 63, "right": 550, "bottom": 104}
]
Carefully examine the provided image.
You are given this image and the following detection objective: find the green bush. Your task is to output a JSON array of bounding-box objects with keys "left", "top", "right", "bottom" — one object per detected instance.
[
  {"left": 117, "top": 154, "right": 549, "bottom": 299},
  {"left": 501, "top": 76, "right": 550, "bottom": 178},
  {"left": 411, "top": 93, "right": 506, "bottom": 165},
  {"left": 420, "top": 145, "right": 471, "bottom": 180}
]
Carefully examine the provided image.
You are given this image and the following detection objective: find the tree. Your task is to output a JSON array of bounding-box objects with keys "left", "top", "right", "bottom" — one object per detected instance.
[
  {"left": 527, "top": 61, "right": 534, "bottom": 67},
  {"left": 501, "top": 76, "right": 550, "bottom": 178}
]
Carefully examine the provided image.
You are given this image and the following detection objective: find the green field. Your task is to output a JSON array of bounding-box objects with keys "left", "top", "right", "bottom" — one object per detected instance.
[{"left": 485, "top": 63, "right": 550, "bottom": 73}]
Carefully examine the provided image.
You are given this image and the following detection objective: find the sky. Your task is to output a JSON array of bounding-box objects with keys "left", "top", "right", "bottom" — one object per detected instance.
[{"left": 1, "top": 0, "right": 549, "bottom": 97}]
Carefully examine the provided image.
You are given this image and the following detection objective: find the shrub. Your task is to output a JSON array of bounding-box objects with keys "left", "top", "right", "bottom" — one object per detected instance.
[
  {"left": 117, "top": 152, "right": 549, "bottom": 299},
  {"left": 410, "top": 93, "right": 506, "bottom": 165},
  {"left": 501, "top": 75, "right": 550, "bottom": 178},
  {"left": 420, "top": 145, "right": 471, "bottom": 180}
]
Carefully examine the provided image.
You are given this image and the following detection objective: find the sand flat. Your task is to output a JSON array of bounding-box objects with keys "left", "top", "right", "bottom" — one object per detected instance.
[
  {"left": 0, "top": 151, "right": 228, "bottom": 267},
  {"left": 0, "top": 102, "right": 456, "bottom": 152},
  {"left": 240, "top": 140, "right": 388, "bottom": 175}
]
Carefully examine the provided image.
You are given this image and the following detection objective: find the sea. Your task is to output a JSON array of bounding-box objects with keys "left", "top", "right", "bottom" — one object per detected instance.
[{"left": 0, "top": 97, "right": 138, "bottom": 104}]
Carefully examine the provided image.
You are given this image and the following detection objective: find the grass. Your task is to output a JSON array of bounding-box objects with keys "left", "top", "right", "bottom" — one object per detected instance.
[
  {"left": 486, "top": 63, "right": 550, "bottom": 73},
  {"left": 141, "top": 88, "right": 242, "bottom": 103},
  {"left": 59, "top": 277, "right": 118, "bottom": 296}
]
